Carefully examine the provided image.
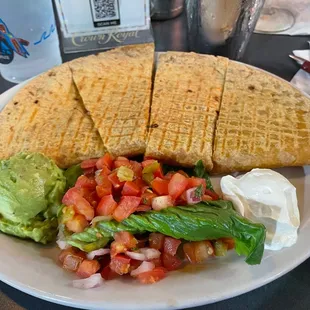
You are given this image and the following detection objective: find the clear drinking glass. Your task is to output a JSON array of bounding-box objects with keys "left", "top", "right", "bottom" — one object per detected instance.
[
  {"left": 0, "top": 0, "right": 62, "bottom": 83},
  {"left": 255, "top": 4, "right": 295, "bottom": 33},
  {"left": 186, "top": 0, "right": 266, "bottom": 60}
]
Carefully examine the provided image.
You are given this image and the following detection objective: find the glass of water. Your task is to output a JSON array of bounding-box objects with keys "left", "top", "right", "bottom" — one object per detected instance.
[
  {"left": 0, "top": 0, "right": 62, "bottom": 83},
  {"left": 186, "top": 0, "right": 266, "bottom": 60},
  {"left": 255, "top": 0, "right": 295, "bottom": 34}
]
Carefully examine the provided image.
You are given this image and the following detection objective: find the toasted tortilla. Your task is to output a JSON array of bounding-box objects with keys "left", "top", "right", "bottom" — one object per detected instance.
[
  {"left": 145, "top": 52, "right": 228, "bottom": 170},
  {"left": 0, "top": 63, "right": 106, "bottom": 168},
  {"left": 69, "top": 43, "right": 154, "bottom": 158},
  {"left": 212, "top": 61, "right": 310, "bottom": 173}
]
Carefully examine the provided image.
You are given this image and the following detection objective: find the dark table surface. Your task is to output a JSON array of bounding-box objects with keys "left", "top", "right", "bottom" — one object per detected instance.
[{"left": 1, "top": 12, "right": 310, "bottom": 310}]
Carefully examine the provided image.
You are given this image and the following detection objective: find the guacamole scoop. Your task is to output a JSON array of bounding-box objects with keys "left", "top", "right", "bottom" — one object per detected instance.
[{"left": 0, "top": 153, "right": 66, "bottom": 243}]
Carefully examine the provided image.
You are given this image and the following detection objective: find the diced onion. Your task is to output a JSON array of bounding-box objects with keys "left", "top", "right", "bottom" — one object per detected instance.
[
  {"left": 125, "top": 251, "right": 146, "bottom": 261},
  {"left": 95, "top": 169, "right": 102, "bottom": 176},
  {"left": 139, "top": 248, "right": 161, "bottom": 260},
  {"left": 186, "top": 187, "right": 202, "bottom": 205},
  {"left": 130, "top": 261, "right": 155, "bottom": 277},
  {"left": 152, "top": 195, "right": 173, "bottom": 211},
  {"left": 126, "top": 247, "right": 161, "bottom": 261},
  {"left": 56, "top": 226, "right": 70, "bottom": 250},
  {"left": 72, "top": 273, "right": 103, "bottom": 289},
  {"left": 87, "top": 248, "right": 110, "bottom": 260},
  {"left": 56, "top": 239, "right": 70, "bottom": 250},
  {"left": 91, "top": 215, "right": 112, "bottom": 226}
]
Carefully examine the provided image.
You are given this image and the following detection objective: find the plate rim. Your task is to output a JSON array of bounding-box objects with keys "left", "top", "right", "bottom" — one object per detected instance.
[{"left": 0, "top": 60, "right": 309, "bottom": 310}]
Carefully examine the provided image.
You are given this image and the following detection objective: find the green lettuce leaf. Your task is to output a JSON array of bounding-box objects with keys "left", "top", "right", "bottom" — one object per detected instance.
[
  {"left": 0, "top": 216, "right": 58, "bottom": 244},
  {"left": 64, "top": 164, "right": 84, "bottom": 189},
  {"left": 68, "top": 200, "right": 266, "bottom": 265}
]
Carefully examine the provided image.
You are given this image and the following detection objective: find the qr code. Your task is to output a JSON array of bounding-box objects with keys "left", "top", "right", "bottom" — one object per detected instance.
[{"left": 90, "top": 0, "right": 120, "bottom": 21}]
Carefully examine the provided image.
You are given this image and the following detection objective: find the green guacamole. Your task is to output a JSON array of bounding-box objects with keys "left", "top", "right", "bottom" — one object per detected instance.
[{"left": 0, "top": 153, "right": 66, "bottom": 243}]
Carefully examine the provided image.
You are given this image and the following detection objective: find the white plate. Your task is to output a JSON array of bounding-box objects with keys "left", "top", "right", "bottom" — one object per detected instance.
[{"left": 0, "top": 70, "right": 310, "bottom": 310}]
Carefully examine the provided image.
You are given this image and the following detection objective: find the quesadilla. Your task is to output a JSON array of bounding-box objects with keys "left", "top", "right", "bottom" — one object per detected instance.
[
  {"left": 212, "top": 61, "right": 310, "bottom": 173},
  {"left": 69, "top": 43, "right": 154, "bottom": 158},
  {"left": 0, "top": 63, "right": 106, "bottom": 168},
  {"left": 145, "top": 52, "right": 228, "bottom": 170}
]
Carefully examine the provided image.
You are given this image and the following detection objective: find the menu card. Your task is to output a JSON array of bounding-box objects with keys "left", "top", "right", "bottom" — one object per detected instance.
[{"left": 55, "top": 0, "right": 153, "bottom": 53}]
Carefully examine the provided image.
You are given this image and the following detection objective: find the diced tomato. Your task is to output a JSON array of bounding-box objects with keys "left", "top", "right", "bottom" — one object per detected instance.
[
  {"left": 202, "top": 194, "right": 213, "bottom": 201},
  {"left": 73, "top": 202, "right": 94, "bottom": 221},
  {"left": 177, "top": 170, "right": 189, "bottom": 178},
  {"left": 183, "top": 241, "right": 214, "bottom": 264},
  {"left": 130, "top": 161, "right": 143, "bottom": 178},
  {"left": 62, "top": 188, "right": 94, "bottom": 221},
  {"left": 142, "top": 159, "right": 157, "bottom": 168},
  {"left": 149, "top": 233, "right": 165, "bottom": 250},
  {"left": 96, "top": 153, "right": 114, "bottom": 170},
  {"left": 150, "top": 257, "right": 162, "bottom": 267},
  {"left": 162, "top": 253, "right": 182, "bottom": 271},
  {"left": 152, "top": 195, "right": 174, "bottom": 211},
  {"left": 168, "top": 173, "right": 189, "bottom": 200},
  {"left": 81, "top": 188, "right": 99, "bottom": 207},
  {"left": 135, "top": 205, "right": 152, "bottom": 212},
  {"left": 122, "top": 181, "right": 140, "bottom": 196},
  {"left": 187, "top": 177, "right": 206, "bottom": 193},
  {"left": 95, "top": 167, "right": 112, "bottom": 184},
  {"left": 81, "top": 158, "right": 98, "bottom": 169},
  {"left": 164, "top": 171, "right": 175, "bottom": 181},
  {"left": 101, "top": 265, "right": 119, "bottom": 280},
  {"left": 205, "top": 189, "right": 220, "bottom": 200},
  {"left": 83, "top": 167, "right": 95, "bottom": 176},
  {"left": 65, "top": 214, "right": 89, "bottom": 233},
  {"left": 114, "top": 158, "right": 132, "bottom": 169},
  {"left": 75, "top": 175, "right": 97, "bottom": 190},
  {"left": 110, "top": 254, "right": 131, "bottom": 275},
  {"left": 129, "top": 259, "right": 142, "bottom": 272},
  {"left": 136, "top": 237, "right": 148, "bottom": 248},
  {"left": 62, "top": 187, "right": 80, "bottom": 205},
  {"left": 116, "top": 156, "right": 128, "bottom": 161},
  {"left": 136, "top": 267, "right": 166, "bottom": 284},
  {"left": 163, "top": 237, "right": 181, "bottom": 256},
  {"left": 153, "top": 165, "right": 164, "bottom": 179},
  {"left": 113, "top": 196, "right": 141, "bottom": 222},
  {"left": 76, "top": 259, "right": 100, "bottom": 278},
  {"left": 134, "top": 178, "right": 148, "bottom": 189},
  {"left": 114, "top": 231, "right": 138, "bottom": 249},
  {"left": 220, "top": 238, "right": 235, "bottom": 250},
  {"left": 62, "top": 251, "right": 86, "bottom": 272},
  {"left": 99, "top": 254, "right": 111, "bottom": 269},
  {"left": 108, "top": 171, "right": 125, "bottom": 189},
  {"left": 151, "top": 178, "right": 169, "bottom": 195},
  {"left": 96, "top": 186, "right": 112, "bottom": 200},
  {"left": 141, "top": 192, "right": 157, "bottom": 205},
  {"left": 95, "top": 175, "right": 112, "bottom": 197},
  {"left": 177, "top": 191, "right": 187, "bottom": 205},
  {"left": 96, "top": 194, "right": 117, "bottom": 216},
  {"left": 110, "top": 241, "right": 126, "bottom": 257},
  {"left": 59, "top": 247, "right": 77, "bottom": 264}
]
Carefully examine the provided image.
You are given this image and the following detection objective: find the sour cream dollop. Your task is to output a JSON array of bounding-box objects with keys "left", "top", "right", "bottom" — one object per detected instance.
[{"left": 220, "top": 169, "right": 300, "bottom": 251}]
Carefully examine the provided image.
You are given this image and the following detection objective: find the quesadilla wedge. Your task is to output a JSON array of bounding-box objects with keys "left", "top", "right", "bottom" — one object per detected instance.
[
  {"left": 0, "top": 63, "right": 105, "bottom": 168},
  {"left": 145, "top": 52, "right": 228, "bottom": 170},
  {"left": 69, "top": 43, "right": 154, "bottom": 158},
  {"left": 213, "top": 61, "right": 310, "bottom": 173}
]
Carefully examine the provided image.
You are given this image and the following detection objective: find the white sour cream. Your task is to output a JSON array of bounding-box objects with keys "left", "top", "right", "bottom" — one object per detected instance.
[{"left": 220, "top": 169, "right": 300, "bottom": 251}]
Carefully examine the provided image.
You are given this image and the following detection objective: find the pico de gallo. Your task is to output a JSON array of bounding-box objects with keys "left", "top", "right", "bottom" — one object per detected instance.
[{"left": 58, "top": 154, "right": 235, "bottom": 288}]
